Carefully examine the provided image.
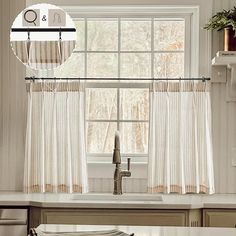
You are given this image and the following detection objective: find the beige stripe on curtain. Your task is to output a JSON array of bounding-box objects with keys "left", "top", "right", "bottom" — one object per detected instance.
[
  {"left": 60, "top": 41, "right": 76, "bottom": 64},
  {"left": 11, "top": 40, "right": 75, "bottom": 70},
  {"left": 11, "top": 40, "right": 30, "bottom": 64},
  {"left": 148, "top": 81, "right": 214, "bottom": 194},
  {"left": 24, "top": 81, "right": 88, "bottom": 193}
]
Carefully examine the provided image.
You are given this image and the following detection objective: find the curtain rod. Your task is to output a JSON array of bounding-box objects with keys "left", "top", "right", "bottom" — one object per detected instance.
[
  {"left": 11, "top": 28, "right": 76, "bottom": 32},
  {"left": 25, "top": 77, "right": 210, "bottom": 82}
]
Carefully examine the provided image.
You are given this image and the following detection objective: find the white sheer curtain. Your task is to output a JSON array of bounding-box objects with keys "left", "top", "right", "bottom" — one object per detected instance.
[
  {"left": 148, "top": 81, "right": 214, "bottom": 194},
  {"left": 24, "top": 81, "right": 88, "bottom": 193}
]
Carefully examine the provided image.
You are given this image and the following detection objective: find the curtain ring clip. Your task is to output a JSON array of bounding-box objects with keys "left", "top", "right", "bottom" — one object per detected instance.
[
  {"left": 59, "top": 28, "right": 62, "bottom": 41},
  {"left": 27, "top": 29, "right": 30, "bottom": 40}
]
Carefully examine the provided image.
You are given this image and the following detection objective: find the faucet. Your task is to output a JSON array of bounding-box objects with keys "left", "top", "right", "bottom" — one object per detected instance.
[{"left": 113, "top": 131, "right": 131, "bottom": 195}]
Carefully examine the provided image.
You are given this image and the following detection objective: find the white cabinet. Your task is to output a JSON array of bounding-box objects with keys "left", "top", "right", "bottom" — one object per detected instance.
[
  {"left": 203, "top": 209, "right": 236, "bottom": 228},
  {"left": 0, "top": 208, "right": 28, "bottom": 236},
  {"left": 30, "top": 207, "right": 201, "bottom": 228},
  {"left": 0, "top": 225, "right": 27, "bottom": 236}
]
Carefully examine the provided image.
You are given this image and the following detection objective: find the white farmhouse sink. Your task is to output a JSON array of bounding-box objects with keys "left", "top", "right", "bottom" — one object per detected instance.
[{"left": 71, "top": 193, "right": 163, "bottom": 202}]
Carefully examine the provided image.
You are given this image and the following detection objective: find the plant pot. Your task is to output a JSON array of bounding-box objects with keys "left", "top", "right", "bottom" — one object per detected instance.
[{"left": 224, "top": 27, "right": 236, "bottom": 51}]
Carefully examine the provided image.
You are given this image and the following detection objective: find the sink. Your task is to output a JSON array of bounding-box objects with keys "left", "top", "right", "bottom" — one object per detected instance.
[{"left": 71, "top": 193, "right": 163, "bottom": 202}]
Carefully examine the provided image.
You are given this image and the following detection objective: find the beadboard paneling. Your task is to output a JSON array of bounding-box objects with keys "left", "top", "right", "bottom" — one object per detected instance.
[
  {"left": 88, "top": 178, "right": 147, "bottom": 193},
  {"left": 211, "top": 83, "right": 236, "bottom": 193},
  {"left": 0, "top": 0, "right": 26, "bottom": 191},
  {"left": 210, "top": 0, "right": 236, "bottom": 193}
]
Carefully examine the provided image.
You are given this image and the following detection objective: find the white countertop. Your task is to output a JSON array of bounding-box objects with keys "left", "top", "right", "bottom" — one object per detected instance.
[
  {"left": 0, "top": 192, "right": 236, "bottom": 209},
  {"left": 37, "top": 224, "right": 236, "bottom": 236}
]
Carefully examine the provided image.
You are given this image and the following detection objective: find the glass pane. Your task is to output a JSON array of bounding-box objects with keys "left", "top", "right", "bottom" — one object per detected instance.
[
  {"left": 86, "top": 122, "right": 117, "bottom": 153},
  {"left": 154, "top": 20, "right": 185, "bottom": 51},
  {"left": 120, "top": 122, "right": 149, "bottom": 154},
  {"left": 120, "top": 53, "right": 151, "bottom": 78},
  {"left": 120, "top": 89, "right": 149, "bottom": 120},
  {"left": 121, "top": 20, "right": 151, "bottom": 51},
  {"left": 86, "top": 88, "right": 117, "bottom": 120},
  {"left": 54, "top": 53, "right": 84, "bottom": 77},
  {"left": 87, "top": 53, "right": 118, "bottom": 78},
  {"left": 87, "top": 19, "right": 118, "bottom": 51},
  {"left": 154, "top": 53, "right": 184, "bottom": 78},
  {"left": 74, "top": 20, "right": 85, "bottom": 51}
]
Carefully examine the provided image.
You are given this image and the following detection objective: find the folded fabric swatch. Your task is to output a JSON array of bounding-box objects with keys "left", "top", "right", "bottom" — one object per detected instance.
[{"left": 29, "top": 228, "right": 132, "bottom": 236}]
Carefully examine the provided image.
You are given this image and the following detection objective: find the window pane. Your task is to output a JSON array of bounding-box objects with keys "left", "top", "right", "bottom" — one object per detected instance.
[
  {"left": 120, "top": 89, "right": 149, "bottom": 120},
  {"left": 87, "top": 19, "right": 118, "bottom": 51},
  {"left": 121, "top": 20, "right": 151, "bottom": 51},
  {"left": 54, "top": 53, "right": 84, "bottom": 77},
  {"left": 154, "top": 53, "right": 184, "bottom": 78},
  {"left": 86, "top": 122, "right": 117, "bottom": 153},
  {"left": 120, "top": 53, "right": 151, "bottom": 78},
  {"left": 87, "top": 53, "right": 118, "bottom": 78},
  {"left": 86, "top": 88, "right": 117, "bottom": 120},
  {"left": 120, "top": 122, "right": 148, "bottom": 154},
  {"left": 154, "top": 20, "right": 185, "bottom": 51},
  {"left": 74, "top": 20, "right": 85, "bottom": 51}
]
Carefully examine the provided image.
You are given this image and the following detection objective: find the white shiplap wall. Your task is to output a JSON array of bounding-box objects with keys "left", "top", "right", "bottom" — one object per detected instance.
[
  {"left": 89, "top": 178, "right": 147, "bottom": 193},
  {"left": 1, "top": 0, "right": 236, "bottom": 193},
  {"left": 0, "top": 0, "right": 26, "bottom": 191},
  {"left": 210, "top": 0, "right": 236, "bottom": 193}
]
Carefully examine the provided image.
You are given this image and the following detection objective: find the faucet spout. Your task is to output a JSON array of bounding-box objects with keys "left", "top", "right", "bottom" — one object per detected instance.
[{"left": 112, "top": 132, "right": 131, "bottom": 195}]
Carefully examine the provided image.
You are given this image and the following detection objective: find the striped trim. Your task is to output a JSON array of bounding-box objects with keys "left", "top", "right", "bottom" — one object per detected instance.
[
  {"left": 151, "top": 81, "right": 211, "bottom": 92},
  {"left": 26, "top": 81, "right": 85, "bottom": 92},
  {"left": 24, "top": 184, "right": 85, "bottom": 193},
  {"left": 147, "top": 184, "right": 209, "bottom": 194}
]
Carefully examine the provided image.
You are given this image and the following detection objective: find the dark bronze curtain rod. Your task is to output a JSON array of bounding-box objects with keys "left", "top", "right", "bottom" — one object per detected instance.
[
  {"left": 11, "top": 28, "right": 76, "bottom": 32},
  {"left": 25, "top": 77, "right": 210, "bottom": 81}
]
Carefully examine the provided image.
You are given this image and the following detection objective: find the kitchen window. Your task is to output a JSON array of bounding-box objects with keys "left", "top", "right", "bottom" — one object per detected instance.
[{"left": 54, "top": 7, "right": 196, "bottom": 164}]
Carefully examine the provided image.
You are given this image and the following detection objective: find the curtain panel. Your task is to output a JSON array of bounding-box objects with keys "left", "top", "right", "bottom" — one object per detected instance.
[
  {"left": 24, "top": 81, "right": 88, "bottom": 193},
  {"left": 148, "top": 81, "right": 215, "bottom": 194},
  {"left": 11, "top": 40, "right": 75, "bottom": 70}
]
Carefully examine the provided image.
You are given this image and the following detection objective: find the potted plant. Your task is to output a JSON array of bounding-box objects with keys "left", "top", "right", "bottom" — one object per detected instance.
[{"left": 204, "top": 7, "right": 236, "bottom": 51}]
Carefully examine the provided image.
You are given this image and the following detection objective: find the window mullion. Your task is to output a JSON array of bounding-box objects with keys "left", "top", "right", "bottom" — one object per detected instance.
[
  {"left": 117, "top": 18, "right": 121, "bottom": 131},
  {"left": 151, "top": 17, "right": 154, "bottom": 79},
  {"left": 84, "top": 18, "right": 88, "bottom": 150},
  {"left": 85, "top": 18, "right": 88, "bottom": 78}
]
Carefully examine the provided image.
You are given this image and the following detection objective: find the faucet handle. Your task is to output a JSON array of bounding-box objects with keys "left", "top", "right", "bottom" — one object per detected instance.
[{"left": 127, "top": 158, "right": 131, "bottom": 171}]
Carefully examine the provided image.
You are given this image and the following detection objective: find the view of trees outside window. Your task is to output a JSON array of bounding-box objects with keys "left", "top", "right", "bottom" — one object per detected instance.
[{"left": 54, "top": 18, "right": 185, "bottom": 159}]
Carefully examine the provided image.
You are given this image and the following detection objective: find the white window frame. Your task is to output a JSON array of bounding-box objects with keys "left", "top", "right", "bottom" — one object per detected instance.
[
  {"left": 37, "top": 5, "right": 200, "bottom": 179},
  {"left": 64, "top": 5, "right": 199, "bottom": 76}
]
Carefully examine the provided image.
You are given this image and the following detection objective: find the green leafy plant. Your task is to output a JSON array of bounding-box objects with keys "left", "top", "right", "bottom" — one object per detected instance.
[{"left": 204, "top": 7, "right": 236, "bottom": 34}]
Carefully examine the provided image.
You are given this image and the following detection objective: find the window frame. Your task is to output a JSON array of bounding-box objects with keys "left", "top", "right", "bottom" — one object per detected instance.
[
  {"left": 64, "top": 5, "right": 198, "bottom": 76},
  {"left": 49, "top": 6, "right": 199, "bottom": 172}
]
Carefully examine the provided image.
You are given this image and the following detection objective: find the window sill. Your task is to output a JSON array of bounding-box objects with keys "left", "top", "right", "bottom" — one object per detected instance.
[{"left": 87, "top": 161, "right": 147, "bottom": 179}]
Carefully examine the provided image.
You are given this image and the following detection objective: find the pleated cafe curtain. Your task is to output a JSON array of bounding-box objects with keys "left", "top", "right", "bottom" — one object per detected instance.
[
  {"left": 11, "top": 40, "right": 75, "bottom": 70},
  {"left": 148, "top": 81, "right": 215, "bottom": 194},
  {"left": 24, "top": 81, "right": 88, "bottom": 193}
]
